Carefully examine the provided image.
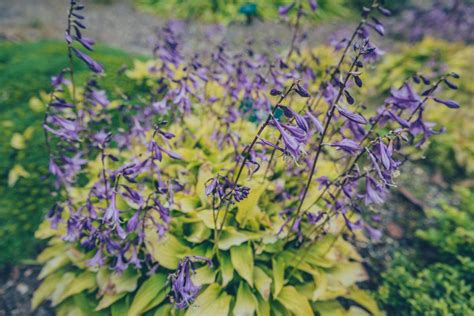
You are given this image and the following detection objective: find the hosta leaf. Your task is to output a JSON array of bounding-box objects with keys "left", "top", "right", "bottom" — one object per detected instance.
[
  {"left": 272, "top": 257, "right": 285, "bottom": 297},
  {"left": 218, "top": 227, "right": 260, "bottom": 250},
  {"left": 145, "top": 232, "right": 190, "bottom": 269},
  {"left": 52, "top": 271, "right": 96, "bottom": 306},
  {"left": 96, "top": 293, "right": 127, "bottom": 311},
  {"left": 143, "top": 289, "right": 168, "bottom": 314},
  {"left": 256, "top": 296, "right": 270, "bottom": 316},
  {"left": 236, "top": 181, "right": 266, "bottom": 226},
  {"left": 312, "top": 300, "right": 346, "bottom": 316},
  {"left": 276, "top": 286, "right": 313, "bottom": 316},
  {"left": 111, "top": 298, "right": 129, "bottom": 316},
  {"left": 231, "top": 242, "right": 254, "bottom": 287},
  {"left": 219, "top": 251, "right": 234, "bottom": 287},
  {"left": 50, "top": 272, "right": 75, "bottom": 306},
  {"left": 196, "top": 163, "right": 214, "bottom": 205},
  {"left": 233, "top": 281, "right": 258, "bottom": 316},
  {"left": 344, "top": 287, "right": 381, "bottom": 316},
  {"left": 128, "top": 273, "right": 167, "bottom": 316},
  {"left": 31, "top": 272, "right": 63, "bottom": 310},
  {"left": 38, "top": 253, "right": 70, "bottom": 279},
  {"left": 185, "top": 284, "right": 231, "bottom": 316},
  {"left": 254, "top": 267, "right": 272, "bottom": 301},
  {"left": 191, "top": 265, "right": 216, "bottom": 286},
  {"left": 185, "top": 221, "right": 211, "bottom": 243},
  {"left": 153, "top": 304, "right": 173, "bottom": 316},
  {"left": 327, "top": 262, "right": 368, "bottom": 288}
]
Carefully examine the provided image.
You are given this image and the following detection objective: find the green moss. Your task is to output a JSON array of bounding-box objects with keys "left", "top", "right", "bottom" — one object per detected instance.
[{"left": 0, "top": 40, "right": 138, "bottom": 267}]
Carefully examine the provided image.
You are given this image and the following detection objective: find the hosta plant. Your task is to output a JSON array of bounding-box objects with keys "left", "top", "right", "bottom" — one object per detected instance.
[{"left": 32, "top": 0, "right": 460, "bottom": 315}]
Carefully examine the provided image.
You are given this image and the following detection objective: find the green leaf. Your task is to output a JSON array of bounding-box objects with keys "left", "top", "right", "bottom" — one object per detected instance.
[
  {"left": 219, "top": 251, "right": 234, "bottom": 287},
  {"left": 111, "top": 298, "right": 129, "bottom": 316},
  {"left": 256, "top": 296, "right": 270, "bottom": 316},
  {"left": 218, "top": 227, "right": 260, "bottom": 250},
  {"left": 231, "top": 242, "right": 254, "bottom": 287},
  {"left": 38, "top": 252, "right": 70, "bottom": 279},
  {"left": 254, "top": 267, "right": 272, "bottom": 301},
  {"left": 52, "top": 271, "right": 96, "bottom": 306},
  {"left": 192, "top": 265, "right": 216, "bottom": 286},
  {"left": 31, "top": 272, "right": 63, "bottom": 310},
  {"left": 276, "top": 286, "right": 313, "bottom": 316},
  {"left": 96, "top": 293, "right": 127, "bottom": 311},
  {"left": 185, "top": 221, "right": 211, "bottom": 243},
  {"left": 128, "top": 273, "right": 167, "bottom": 316},
  {"left": 153, "top": 304, "right": 173, "bottom": 316},
  {"left": 50, "top": 272, "right": 75, "bottom": 306},
  {"left": 236, "top": 181, "right": 266, "bottom": 226},
  {"left": 145, "top": 233, "right": 190, "bottom": 269},
  {"left": 345, "top": 287, "right": 382, "bottom": 316},
  {"left": 272, "top": 257, "right": 285, "bottom": 297},
  {"left": 185, "top": 284, "right": 231, "bottom": 316},
  {"left": 233, "top": 281, "right": 258, "bottom": 316}
]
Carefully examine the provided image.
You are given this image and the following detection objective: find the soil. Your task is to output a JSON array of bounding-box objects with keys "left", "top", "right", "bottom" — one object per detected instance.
[{"left": 0, "top": 265, "right": 53, "bottom": 316}]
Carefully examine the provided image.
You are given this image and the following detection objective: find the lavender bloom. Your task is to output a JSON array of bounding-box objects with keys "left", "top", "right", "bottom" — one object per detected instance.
[
  {"left": 306, "top": 111, "right": 324, "bottom": 134},
  {"left": 72, "top": 48, "right": 103, "bottom": 73},
  {"left": 330, "top": 139, "right": 361, "bottom": 155},
  {"left": 433, "top": 98, "right": 460, "bottom": 109},
  {"left": 386, "top": 83, "right": 420, "bottom": 109},
  {"left": 169, "top": 256, "right": 211, "bottom": 309},
  {"left": 308, "top": 0, "right": 318, "bottom": 11},
  {"left": 103, "top": 192, "right": 121, "bottom": 224},
  {"left": 337, "top": 106, "right": 368, "bottom": 125},
  {"left": 279, "top": 2, "right": 295, "bottom": 16},
  {"left": 87, "top": 248, "right": 105, "bottom": 267},
  {"left": 272, "top": 118, "right": 306, "bottom": 160},
  {"left": 364, "top": 176, "right": 386, "bottom": 205}
]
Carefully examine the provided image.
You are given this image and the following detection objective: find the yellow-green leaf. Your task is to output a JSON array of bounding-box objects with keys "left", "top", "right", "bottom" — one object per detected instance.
[
  {"left": 38, "top": 253, "right": 70, "bottom": 279},
  {"left": 276, "top": 286, "right": 313, "bottom": 316},
  {"left": 96, "top": 293, "right": 127, "bottom": 311},
  {"left": 145, "top": 232, "right": 190, "bottom": 269},
  {"left": 52, "top": 271, "right": 96, "bottom": 306},
  {"left": 231, "top": 242, "right": 254, "bottom": 287},
  {"left": 236, "top": 181, "right": 266, "bottom": 226},
  {"left": 185, "top": 284, "right": 231, "bottom": 316},
  {"left": 219, "top": 251, "right": 234, "bottom": 287},
  {"left": 50, "top": 272, "right": 75, "bottom": 306},
  {"left": 272, "top": 257, "right": 285, "bottom": 297},
  {"left": 11, "top": 133, "right": 26, "bottom": 150},
  {"left": 256, "top": 297, "right": 270, "bottom": 316},
  {"left": 31, "top": 272, "right": 63, "bottom": 310},
  {"left": 345, "top": 287, "right": 382, "bottom": 316},
  {"left": 233, "top": 281, "right": 258, "bottom": 316},
  {"left": 254, "top": 267, "right": 272, "bottom": 301},
  {"left": 128, "top": 273, "right": 167, "bottom": 316}
]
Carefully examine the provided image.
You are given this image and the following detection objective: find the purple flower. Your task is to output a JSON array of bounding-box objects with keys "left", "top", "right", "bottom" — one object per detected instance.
[
  {"left": 74, "top": 36, "right": 95, "bottom": 51},
  {"left": 72, "top": 48, "right": 103, "bottom": 73},
  {"left": 87, "top": 248, "right": 105, "bottom": 267},
  {"left": 308, "top": 0, "right": 318, "bottom": 11},
  {"left": 337, "top": 106, "right": 368, "bottom": 125},
  {"left": 364, "top": 176, "right": 386, "bottom": 205},
  {"left": 330, "top": 139, "right": 361, "bottom": 155},
  {"left": 279, "top": 2, "right": 295, "bottom": 16},
  {"left": 103, "top": 192, "right": 121, "bottom": 224},
  {"left": 169, "top": 256, "right": 210, "bottom": 309},
  {"left": 433, "top": 98, "right": 460, "bottom": 109},
  {"left": 306, "top": 111, "right": 324, "bottom": 134},
  {"left": 386, "top": 83, "right": 420, "bottom": 109}
]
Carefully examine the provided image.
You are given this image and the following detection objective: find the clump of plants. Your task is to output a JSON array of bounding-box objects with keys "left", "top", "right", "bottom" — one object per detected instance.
[
  {"left": 32, "top": 0, "right": 461, "bottom": 315},
  {"left": 377, "top": 186, "right": 474, "bottom": 315}
]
